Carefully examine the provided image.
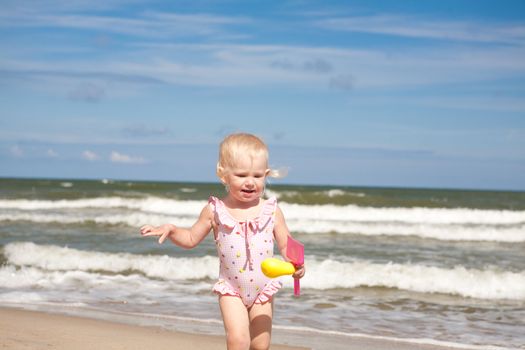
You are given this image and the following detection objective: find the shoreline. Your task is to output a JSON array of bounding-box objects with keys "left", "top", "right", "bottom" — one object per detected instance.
[
  {"left": 0, "top": 307, "right": 306, "bottom": 350},
  {"left": 0, "top": 305, "right": 497, "bottom": 350}
]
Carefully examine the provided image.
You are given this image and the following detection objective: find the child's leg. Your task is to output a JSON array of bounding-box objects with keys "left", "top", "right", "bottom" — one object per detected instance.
[
  {"left": 219, "top": 295, "right": 251, "bottom": 350},
  {"left": 248, "top": 298, "right": 274, "bottom": 350}
]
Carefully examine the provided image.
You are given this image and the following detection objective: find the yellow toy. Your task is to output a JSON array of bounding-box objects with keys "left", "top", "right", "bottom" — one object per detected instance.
[
  {"left": 261, "top": 237, "right": 304, "bottom": 297},
  {"left": 261, "top": 258, "right": 296, "bottom": 278}
]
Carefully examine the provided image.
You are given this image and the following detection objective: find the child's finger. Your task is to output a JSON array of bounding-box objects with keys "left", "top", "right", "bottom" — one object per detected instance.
[
  {"left": 158, "top": 231, "right": 170, "bottom": 244},
  {"left": 141, "top": 229, "right": 161, "bottom": 237},
  {"left": 293, "top": 265, "right": 305, "bottom": 278},
  {"left": 140, "top": 225, "right": 153, "bottom": 234}
]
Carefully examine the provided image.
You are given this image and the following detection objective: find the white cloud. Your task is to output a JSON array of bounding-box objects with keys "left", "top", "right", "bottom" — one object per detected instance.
[
  {"left": 2, "top": 2, "right": 525, "bottom": 94},
  {"left": 82, "top": 150, "right": 99, "bottom": 161},
  {"left": 110, "top": 151, "right": 146, "bottom": 164},
  {"left": 78, "top": 42, "right": 525, "bottom": 88},
  {"left": 315, "top": 15, "right": 525, "bottom": 45},
  {"left": 2, "top": 0, "right": 141, "bottom": 13},
  {"left": 1, "top": 5, "right": 524, "bottom": 116},
  {"left": 0, "top": 9, "right": 250, "bottom": 39}
]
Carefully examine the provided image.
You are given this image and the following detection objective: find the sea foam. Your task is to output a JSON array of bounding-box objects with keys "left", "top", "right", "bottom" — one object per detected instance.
[
  {"left": 3, "top": 242, "right": 524, "bottom": 301},
  {"left": 3, "top": 242, "right": 218, "bottom": 281},
  {"left": 1, "top": 196, "right": 524, "bottom": 242},
  {"left": 1, "top": 196, "right": 523, "bottom": 225}
]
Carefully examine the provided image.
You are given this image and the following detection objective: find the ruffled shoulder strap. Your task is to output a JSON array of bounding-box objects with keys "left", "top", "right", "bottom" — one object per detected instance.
[
  {"left": 208, "top": 196, "right": 237, "bottom": 228},
  {"left": 261, "top": 196, "right": 277, "bottom": 219},
  {"left": 208, "top": 196, "right": 219, "bottom": 210}
]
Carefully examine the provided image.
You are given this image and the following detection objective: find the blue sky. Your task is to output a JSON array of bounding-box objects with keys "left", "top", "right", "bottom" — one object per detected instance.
[{"left": 1, "top": 0, "right": 524, "bottom": 190}]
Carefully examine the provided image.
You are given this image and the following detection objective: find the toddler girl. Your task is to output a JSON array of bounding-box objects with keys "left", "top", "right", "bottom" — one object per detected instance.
[{"left": 140, "top": 132, "right": 305, "bottom": 350}]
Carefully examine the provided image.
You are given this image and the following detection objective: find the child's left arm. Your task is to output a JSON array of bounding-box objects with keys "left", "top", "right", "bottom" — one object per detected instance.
[{"left": 273, "top": 205, "right": 305, "bottom": 280}]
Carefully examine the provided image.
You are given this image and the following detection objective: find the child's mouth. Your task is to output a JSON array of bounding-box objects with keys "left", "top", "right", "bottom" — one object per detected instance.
[{"left": 242, "top": 189, "right": 256, "bottom": 193}]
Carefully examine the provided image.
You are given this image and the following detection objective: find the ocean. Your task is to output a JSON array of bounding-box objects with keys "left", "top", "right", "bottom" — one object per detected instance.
[{"left": 0, "top": 178, "right": 524, "bottom": 349}]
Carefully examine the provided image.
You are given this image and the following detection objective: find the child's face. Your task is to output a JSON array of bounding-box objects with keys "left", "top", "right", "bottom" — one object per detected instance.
[{"left": 223, "top": 154, "right": 269, "bottom": 203}]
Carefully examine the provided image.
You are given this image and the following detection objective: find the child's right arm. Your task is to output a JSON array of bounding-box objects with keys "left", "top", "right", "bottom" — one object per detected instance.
[{"left": 140, "top": 205, "right": 213, "bottom": 249}]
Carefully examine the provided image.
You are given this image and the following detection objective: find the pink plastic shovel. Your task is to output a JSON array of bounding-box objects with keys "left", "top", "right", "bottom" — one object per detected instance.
[{"left": 286, "top": 236, "right": 304, "bottom": 297}]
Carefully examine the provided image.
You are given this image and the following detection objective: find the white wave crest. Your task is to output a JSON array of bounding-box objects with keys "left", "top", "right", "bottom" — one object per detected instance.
[
  {"left": 3, "top": 242, "right": 525, "bottom": 301},
  {"left": 3, "top": 242, "right": 218, "bottom": 281},
  {"left": 287, "top": 219, "right": 525, "bottom": 242},
  {"left": 1, "top": 214, "right": 524, "bottom": 243},
  {"left": 1, "top": 197, "right": 523, "bottom": 225},
  {"left": 0, "top": 197, "right": 205, "bottom": 216},
  {"left": 279, "top": 203, "right": 525, "bottom": 225},
  {"left": 299, "top": 258, "right": 525, "bottom": 300},
  {"left": 0, "top": 212, "right": 197, "bottom": 228}
]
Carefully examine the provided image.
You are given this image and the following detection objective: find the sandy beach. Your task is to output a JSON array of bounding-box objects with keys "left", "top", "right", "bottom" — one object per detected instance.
[
  {"left": 0, "top": 307, "right": 469, "bottom": 350},
  {"left": 0, "top": 307, "right": 306, "bottom": 350}
]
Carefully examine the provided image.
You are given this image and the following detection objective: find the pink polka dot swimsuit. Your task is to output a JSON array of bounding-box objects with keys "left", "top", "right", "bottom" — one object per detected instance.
[{"left": 209, "top": 196, "right": 282, "bottom": 307}]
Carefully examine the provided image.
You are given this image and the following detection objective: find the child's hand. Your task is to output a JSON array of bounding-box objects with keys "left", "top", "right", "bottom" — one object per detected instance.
[
  {"left": 293, "top": 264, "right": 305, "bottom": 279},
  {"left": 140, "top": 224, "right": 175, "bottom": 244}
]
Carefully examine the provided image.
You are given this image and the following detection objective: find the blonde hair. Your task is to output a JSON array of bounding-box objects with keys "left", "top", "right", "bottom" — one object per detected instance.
[{"left": 216, "top": 133, "right": 286, "bottom": 180}]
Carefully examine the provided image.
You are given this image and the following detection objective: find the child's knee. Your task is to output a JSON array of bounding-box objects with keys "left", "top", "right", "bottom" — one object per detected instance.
[
  {"left": 250, "top": 333, "right": 271, "bottom": 350},
  {"left": 226, "top": 330, "right": 250, "bottom": 349}
]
